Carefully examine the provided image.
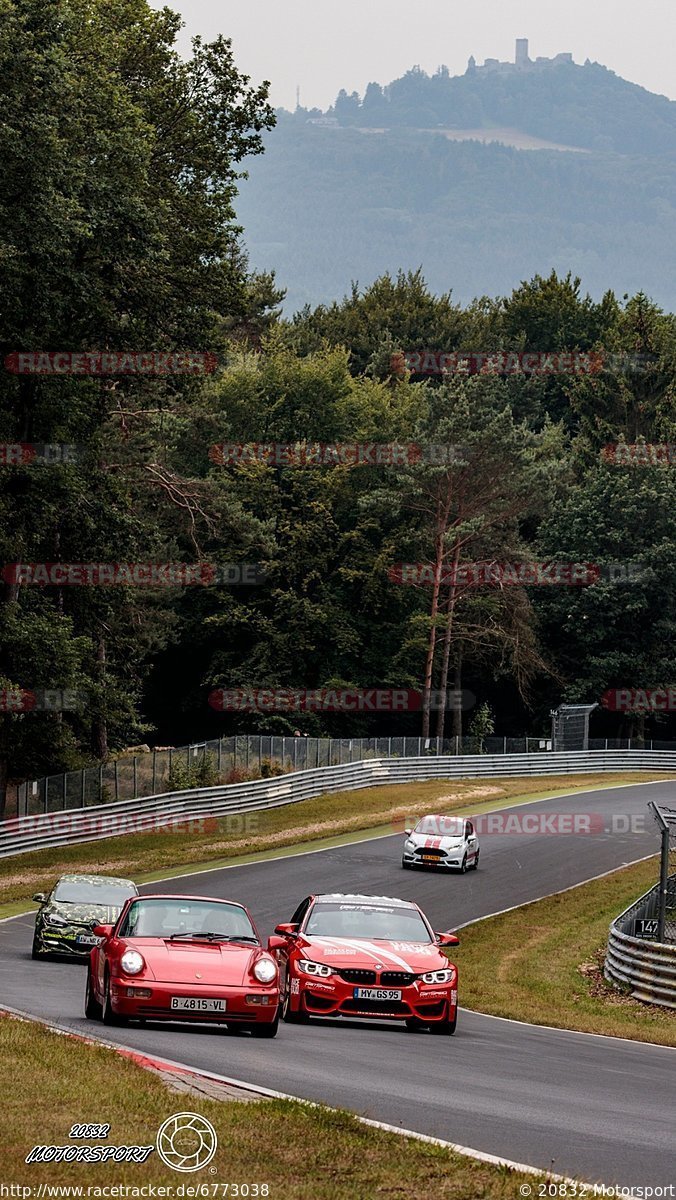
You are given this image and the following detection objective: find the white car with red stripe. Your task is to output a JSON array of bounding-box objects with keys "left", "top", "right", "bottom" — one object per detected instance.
[
  {"left": 401, "top": 814, "right": 480, "bottom": 872},
  {"left": 268, "top": 893, "right": 460, "bottom": 1033}
]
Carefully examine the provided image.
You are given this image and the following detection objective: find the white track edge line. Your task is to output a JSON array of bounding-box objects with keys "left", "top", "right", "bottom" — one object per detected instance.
[
  {"left": 1, "top": 1002, "right": 631, "bottom": 1193},
  {"left": 1, "top": 777, "right": 668, "bottom": 908},
  {"left": 137, "top": 776, "right": 672, "bottom": 885}
]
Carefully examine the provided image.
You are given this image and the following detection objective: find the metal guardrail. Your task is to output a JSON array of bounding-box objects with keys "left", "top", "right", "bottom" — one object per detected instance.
[
  {"left": 604, "top": 877, "right": 676, "bottom": 1008},
  {"left": 2, "top": 749, "right": 676, "bottom": 860},
  {"left": 8, "top": 733, "right": 676, "bottom": 819}
]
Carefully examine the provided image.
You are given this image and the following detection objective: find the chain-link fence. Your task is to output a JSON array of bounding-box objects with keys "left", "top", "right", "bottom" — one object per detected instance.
[
  {"left": 5, "top": 731, "right": 676, "bottom": 820},
  {"left": 650, "top": 802, "right": 676, "bottom": 943},
  {"left": 551, "top": 703, "right": 598, "bottom": 750},
  {"left": 3, "top": 733, "right": 553, "bottom": 817}
]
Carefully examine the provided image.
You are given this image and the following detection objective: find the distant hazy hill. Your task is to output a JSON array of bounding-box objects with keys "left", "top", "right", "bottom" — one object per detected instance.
[
  {"left": 235, "top": 62, "right": 676, "bottom": 314},
  {"left": 325, "top": 60, "right": 676, "bottom": 156}
]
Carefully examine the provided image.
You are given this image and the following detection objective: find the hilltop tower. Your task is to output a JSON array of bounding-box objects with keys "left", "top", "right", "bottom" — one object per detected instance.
[{"left": 515, "top": 38, "right": 529, "bottom": 67}]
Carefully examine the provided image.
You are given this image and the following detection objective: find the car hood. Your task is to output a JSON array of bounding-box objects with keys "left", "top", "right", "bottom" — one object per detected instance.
[
  {"left": 44, "top": 901, "right": 124, "bottom": 926},
  {"left": 298, "top": 936, "right": 449, "bottom": 973},
  {"left": 121, "top": 938, "right": 267, "bottom": 985},
  {"left": 407, "top": 833, "right": 464, "bottom": 849}
]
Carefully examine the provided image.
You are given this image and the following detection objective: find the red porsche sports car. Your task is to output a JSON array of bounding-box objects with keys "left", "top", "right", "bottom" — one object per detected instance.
[
  {"left": 268, "top": 892, "right": 459, "bottom": 1033},
  {"left": 85, "top": 893, "right": 280, "bottom": 1036}
]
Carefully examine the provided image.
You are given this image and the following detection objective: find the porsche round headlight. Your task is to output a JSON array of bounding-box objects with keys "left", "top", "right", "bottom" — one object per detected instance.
[
  {"left": 253, "top": 957, "right": 277, "bottom": 984},
  {"left": 120, "top": 949, "right": 145, "bottom": 975},
  {"left": 421, "top": 968, "right": 456, "bottom": 984}
]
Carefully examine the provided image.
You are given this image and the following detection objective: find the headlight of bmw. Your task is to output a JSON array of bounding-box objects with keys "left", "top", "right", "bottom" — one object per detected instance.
[
  {"left": 420, "top": 968, "right": 456, "bottom": 984},
  {"left": 120, "top": 949, "right": 145, "bottom": 975},
  {"left": 253, "top": 957, "right": 277, "bottom": 984},
  {"left": 298, "top": 958, "right": 332, "bottom": 977}
]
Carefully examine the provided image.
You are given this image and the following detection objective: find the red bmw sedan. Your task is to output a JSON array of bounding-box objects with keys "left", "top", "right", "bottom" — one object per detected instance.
[
  {"left": 268, "top": 892, "right": 459, "bottom": 1034},
  {"left": 85, "top": 893, "right": 280, "bottom": 1036}
]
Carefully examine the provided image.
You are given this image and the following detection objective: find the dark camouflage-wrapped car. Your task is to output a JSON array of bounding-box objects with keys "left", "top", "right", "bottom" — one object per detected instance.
[{"left": 31, "top": 874, "right": 138, "bottom": 959}]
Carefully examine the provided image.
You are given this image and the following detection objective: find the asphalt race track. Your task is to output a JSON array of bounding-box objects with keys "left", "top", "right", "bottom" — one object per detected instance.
[{"left": 2, "top": 779, "right": 676, "bottom": 1187}]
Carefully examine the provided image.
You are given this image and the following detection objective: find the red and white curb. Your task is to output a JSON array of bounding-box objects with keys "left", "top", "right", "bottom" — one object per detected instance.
[{"left": 1, "top": 1002, "right": 632, "bottom": 1193}]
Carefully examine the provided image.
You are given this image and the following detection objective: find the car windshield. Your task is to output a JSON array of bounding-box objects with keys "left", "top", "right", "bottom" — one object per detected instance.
[
  {"left": 52, "top": 880, "right": 136, "bottom": 906},
  {"left": 414, "top": 816, "right": 464, "bottom": 837},
  {"left": 118, "top": 898, "right": 259, "bottom": 941},
  {"left": 304, "top": 901, "right": 433, "bottom": 942}
]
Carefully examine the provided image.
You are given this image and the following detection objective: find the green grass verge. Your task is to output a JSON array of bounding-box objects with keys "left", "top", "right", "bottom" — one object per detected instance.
[
  {"left": 3, "top": 1013, "right": 544, "bottom": 1195},
  {"left": 1, "top": 772, "right": 667, "bottom": 918},
  {"left": 458, "top": 856, "right": 676, "bottom": 1046}
]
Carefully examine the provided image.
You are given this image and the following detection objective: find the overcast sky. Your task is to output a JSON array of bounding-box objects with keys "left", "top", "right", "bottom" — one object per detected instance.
[{"left": 168, "top": 0, "right": 676, "bottom": 111}]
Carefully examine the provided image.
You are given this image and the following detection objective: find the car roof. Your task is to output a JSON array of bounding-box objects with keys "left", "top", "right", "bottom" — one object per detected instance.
[
  {"left": 415, "top": 814, "right": 465, "bottom": 823},
  {"left": 130, "top": 894, "right": 248, "bottom": 905},
  {"left": 313, "top": 893, "right": 417, "bottom": 909},
  {"left": 57, "top": 874, "right": 137, "bottom": 888}
]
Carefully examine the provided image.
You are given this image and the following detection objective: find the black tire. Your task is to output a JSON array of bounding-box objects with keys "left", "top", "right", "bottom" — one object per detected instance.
[
  {"left": 429, "top": 1007, "right": 457, "bottom": 1036},
  {"left": 405, "top": 1016, "right": 425, "bottom": 1031},
  {"left": 471, "top": 850, "right": 480, "bottom": 870},
  {"left": 248, "top": 1011, "right": 280, "bottom": 1038},
  {"left": 31, "top": 931, "right": 42, "bottom": 960},
  {"left": 85, "top": 967, "right": 103, "bottom": 1021},
  {"left": 102, "top": 971, "right": 126, "bottom": 1026},
  {"left": 281, "top": 974, "right": 308, "bottom": 1024},
  {"left": 459, "top": 854, "right": 468, "bottom": 875},
  {"left": 401, "top": 859, "right": 411, "bottom": 870}
]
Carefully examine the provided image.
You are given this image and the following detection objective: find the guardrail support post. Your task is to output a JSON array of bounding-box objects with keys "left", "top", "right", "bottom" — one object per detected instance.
[{"left": 658, "top": 826, "right": 670, "bottom": 942}]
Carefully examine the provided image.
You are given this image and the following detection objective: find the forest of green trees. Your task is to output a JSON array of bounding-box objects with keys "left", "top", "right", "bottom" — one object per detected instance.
[
  {"left": 1, "top": 0, "right": 676, "bottom": 812},
  {"left": 325, "top": 59, "right": 676, "bottom": 155}
]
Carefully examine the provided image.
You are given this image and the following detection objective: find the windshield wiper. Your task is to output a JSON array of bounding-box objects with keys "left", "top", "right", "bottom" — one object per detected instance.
[{"left": 168, "top": 932, "right": 258, "bottom": 943}]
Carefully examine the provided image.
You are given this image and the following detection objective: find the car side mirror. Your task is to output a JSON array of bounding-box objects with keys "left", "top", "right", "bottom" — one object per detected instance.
[
  {"left": 267, "top": 935, "right": 287, "bottom": 952},
  {"left": 32, "top": 893, "right": 46, "bottom": 903},
  {"left": 436, "top": 931, "right": 460, "bottom": 947},
  {"left": 92, "top": 924, "right": 113, "bottom": 939},
  {"left": 404, "top": 829, "right": 412, "bottom": 837},
  {"left": 274, "top": 923, "right": 299, "bottom": 938}
]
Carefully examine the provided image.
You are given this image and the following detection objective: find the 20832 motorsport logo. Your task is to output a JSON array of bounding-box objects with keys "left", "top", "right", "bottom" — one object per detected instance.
[
  {"left": 25, "top": 1114, "right": 217, "bottom": 1174},
  {"left": 155, "top": 1114, "right": 217, "bottom": 1173}
]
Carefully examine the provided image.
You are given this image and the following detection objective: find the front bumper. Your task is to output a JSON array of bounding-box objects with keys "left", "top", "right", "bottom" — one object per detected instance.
[
  {"left": 402, "top": 848, "right": 464, "bottom": 869},
  {"left": 110, "top": 978, "right": 280, "bottom": 1024},
  {"left": 36, "top": 927, "right": 99, "bottom": 958},
  {"left": 299, "top": 978, "right": 457, "bottom": 1022}
]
